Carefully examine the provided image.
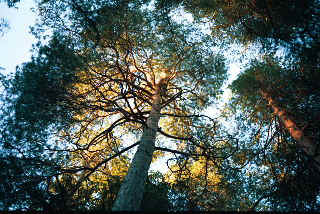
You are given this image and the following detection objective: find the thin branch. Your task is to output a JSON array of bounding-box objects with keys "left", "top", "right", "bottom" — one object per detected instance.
[
  {"left": 249, "top": 193, "right": 272, "bottom": 211},
  {"left": 157, "top": 128, "right": 193, "bottom": 141},
  {"left": 161, "top": 112, "right": 218, "bottom": 122},
  {"left": 67, "top": 141, "right": 141, "bottom": 197},
  {"left": 155, "top": 146, "right": 197, "bottom": 157}
]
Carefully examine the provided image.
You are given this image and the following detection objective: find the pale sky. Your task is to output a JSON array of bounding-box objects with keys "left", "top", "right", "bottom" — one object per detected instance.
[{"left": 0, "top": 0, "right": 36, "bottom": 76}]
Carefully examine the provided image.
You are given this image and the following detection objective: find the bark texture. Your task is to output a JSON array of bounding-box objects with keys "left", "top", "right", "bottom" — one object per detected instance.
[
  {"left": 112, "top": 80, "right": 164, "bottom": 211},
  {"left": 260, "top": 90, "right": 320, "bottom": 169}
]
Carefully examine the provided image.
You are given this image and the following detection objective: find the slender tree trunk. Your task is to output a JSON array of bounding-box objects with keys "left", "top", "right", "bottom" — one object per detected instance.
[
  {"left": 260, "top": 90, "right": 320, "bottom": 170},
  {"left": 112, "top": 80, "right": 163, "bottom": 211}
]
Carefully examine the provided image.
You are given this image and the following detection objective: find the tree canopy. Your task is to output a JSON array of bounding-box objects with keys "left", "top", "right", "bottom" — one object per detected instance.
[{"left": 1, "top": 0, "right": 320, "bottom": 211}]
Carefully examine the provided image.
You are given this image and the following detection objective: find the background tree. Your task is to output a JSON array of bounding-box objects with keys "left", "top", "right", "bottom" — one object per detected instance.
[
  {"left": 0, "top": 0, "right": 23, "bottom": 36},
  {"left": 0, "top": 34, "right": 84, "bottom": 210},
  {"left": 156, "top": 0, "right": 320, "bottom": 63},
  {"left": 228, "top": 57, "right": 320, "bottom": 210}
]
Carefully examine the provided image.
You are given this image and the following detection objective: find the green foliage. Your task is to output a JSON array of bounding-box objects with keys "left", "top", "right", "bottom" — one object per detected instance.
[
  {"left": 0, "top": 33, "right": 87, "bottom": 210},
  {"left": 0, "top": 18, "right": 9, "bottom": 37},
  {"left": 3, "top": 33, "right": 86, "bottom": 141},
  {"left": 2, "top": 0, "right": 320, "bottom": 212},
  {"left": 41, "top": 172, "right": 169, "bottom": 211},
  {"left": 0, "top": 154, "right": 63, "bottom": 210},
  {"left": 157, "top": 0, "right": 320, "bottom": 64},
  {"left": 1, "top": 0, "right": 20, "bottom": 7},
  {"left": 269, "top": 148, "right": 320, "bottom": 211}
]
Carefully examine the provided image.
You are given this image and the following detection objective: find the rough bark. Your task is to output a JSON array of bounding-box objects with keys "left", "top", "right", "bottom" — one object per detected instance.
[
  {"left": 112, "top": 80, "right": 164, "bottom": 211},
  {"left": 260, "top": 90, "right": 320, "bottom": 170}
]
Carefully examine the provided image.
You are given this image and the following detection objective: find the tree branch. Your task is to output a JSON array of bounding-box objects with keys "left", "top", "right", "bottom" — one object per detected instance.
[
  {"left": 157, "top": 128, "right": 193, "bottom": 141},
  {"left": 155, "top": 146, "right": 198, "bottom": 157},
  {"left": 67, "top": 141, "right": 141, "bottom": 197}
]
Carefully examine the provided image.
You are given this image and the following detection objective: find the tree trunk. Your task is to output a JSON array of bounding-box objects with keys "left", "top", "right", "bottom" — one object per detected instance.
[
  {"left": 112, "top": 80, "right": 163, "bottom": 211},
  {"left": 260, "top": 90, "right": 320, "bottom": 170}
]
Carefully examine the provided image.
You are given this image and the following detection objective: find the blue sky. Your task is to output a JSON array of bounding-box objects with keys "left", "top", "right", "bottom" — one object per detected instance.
[{"left": 0, "top": 0, "right": 36, "bottom": 76}]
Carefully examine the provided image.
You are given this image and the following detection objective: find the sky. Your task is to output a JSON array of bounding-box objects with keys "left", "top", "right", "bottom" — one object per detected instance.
[{"left": 0, "top": 0, "right": 36, "bottom": 76}]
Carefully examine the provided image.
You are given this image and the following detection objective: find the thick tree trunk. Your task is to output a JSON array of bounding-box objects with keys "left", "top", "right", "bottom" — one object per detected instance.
[
  {"left": 260, "top": 90, "right": 320, "bottom": 170},
  {"left": 112, "top": 81, "right": 163, "bottom": 211}
]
